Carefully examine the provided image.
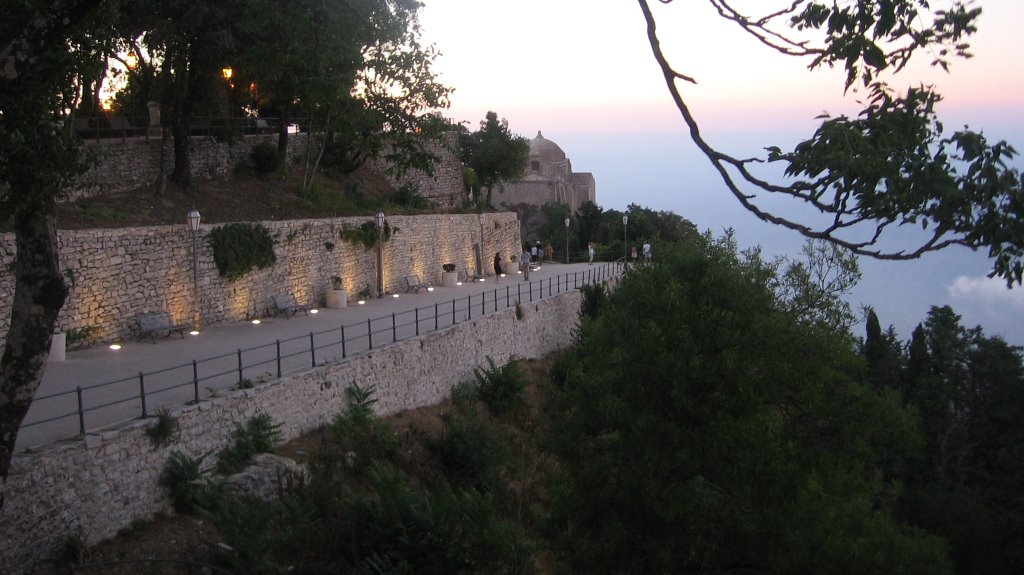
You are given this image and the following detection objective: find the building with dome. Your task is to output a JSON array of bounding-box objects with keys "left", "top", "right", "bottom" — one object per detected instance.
[{"left": 492, "top": 131, "right": 596, "bottom": 212}]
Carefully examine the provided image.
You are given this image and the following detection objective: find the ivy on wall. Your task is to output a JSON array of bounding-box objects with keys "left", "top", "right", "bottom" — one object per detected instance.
[
  {"left": 339, "top": 219, "right": 398, "bottom": 249},
  {"left": 207, "top": 223, "right": 276, "bottom": 281}
]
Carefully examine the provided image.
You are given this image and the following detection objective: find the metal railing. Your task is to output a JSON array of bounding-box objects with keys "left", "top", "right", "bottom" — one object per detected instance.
[{"left": 21, "top": 263, "right": 622, "bottom": 445}]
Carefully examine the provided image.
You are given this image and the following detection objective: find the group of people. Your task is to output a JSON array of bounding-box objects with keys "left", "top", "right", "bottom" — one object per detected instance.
[
  {"left": 493, "top": 243, "right": 543, "bottom": 283},
  {"left": 493, "top": 240, "right": 652, "bottom": 281}
]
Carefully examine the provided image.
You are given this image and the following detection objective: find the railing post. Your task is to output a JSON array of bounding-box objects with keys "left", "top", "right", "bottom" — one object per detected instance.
[
  {"left": 193, "top": 360, "right": 200, "bottom": 403},
  {"left": 451, "top": 299, "right": 456, "bottom": 324},
  {"left": 415, "top": 307, "right": 420, "bottom": 336},
  {"left": 237, "top": 349, "right": 243, "bottom": 384},
  {"left": 276, "top": 340, "right": 282, "bottom": 377},
  {"left": 435, "top": 303, "right": 439, "bottom": 331},
  {"left": 76, "top": 386, "right": 85, "bottom": 435},
  {"left": 341, "top": 325, "right": 347, "bottom": 358},
  {"left": 392, "top": 313, "right": 397, "bottom": 342},
  {"left": 468, "top": 294, "right": 472, "bottom": 319},
  {"left": 368, "top": 318, "right": 373, "bottom": 349},
  {"left": 138, "top": 372, "right": 147, "bottom": 418},
  {"left": 310, "top": 332, "right": 316, "bottom": 367}
]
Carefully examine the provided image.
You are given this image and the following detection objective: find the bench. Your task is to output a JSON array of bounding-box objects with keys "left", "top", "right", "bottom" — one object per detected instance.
[
  {"left": 273, "top": 294, "right": 308, "bottom": 318},
  {"left": 404, "top": 274, "right": 431, "bottom": 293},
  {"left": 135, "top": 311, "right": 190, "bottom": 343}
]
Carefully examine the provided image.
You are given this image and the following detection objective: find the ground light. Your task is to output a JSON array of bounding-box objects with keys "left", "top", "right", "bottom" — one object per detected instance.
[
  {"left": 358, "top": 300, "right": 366, "bottom": 305},
  {"left": 310, "top": 308, "right": 319, "bottom": 314},
  {"left": 189, "top": 330, "right": 200, "bottom": 336},
  {"left": 109, "top": 344, "right": 122, "bottom": 351},
  {"left": 252, "top": 319, "right": 261, "bottom": 325}
]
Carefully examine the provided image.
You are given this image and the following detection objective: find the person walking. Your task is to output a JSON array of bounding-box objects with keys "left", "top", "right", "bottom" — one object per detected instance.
[
  {"left": 521, "top": 246, "right": 531, "bottom": 281},
  {"left": 493, "top": 252, "right": 502, "bottom": 283}
]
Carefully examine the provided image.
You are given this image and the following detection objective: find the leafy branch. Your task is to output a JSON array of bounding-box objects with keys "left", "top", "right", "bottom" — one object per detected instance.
[{"left": 640, "top": 0, "right": 1023, "bottom": 284}]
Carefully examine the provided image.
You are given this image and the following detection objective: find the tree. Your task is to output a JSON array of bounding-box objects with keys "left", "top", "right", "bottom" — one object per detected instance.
[
  {"left": 639, "top": 0, "right": 1024, "bottom": 284},
  {"left": 131, "top": 0, "right": 245, "bottom": 191},
  {"left": 0, "top": 0, "right": 111, "bottom": 509},
  {"left": 548, "top": 236, "right": 950, "bottom": 573},
  {"left": 892, "top": 306, "right": 1024, "bottom": 573},
  {"left": 464, "top": 111, "right": 529, "bottom": 206}
]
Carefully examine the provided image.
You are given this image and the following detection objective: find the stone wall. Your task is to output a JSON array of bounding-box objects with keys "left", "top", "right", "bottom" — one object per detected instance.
[
  {"left": 370, "top": 131, "right": 465, "bottom": 208},
  {"left": 0, "top": 213, "right": 520, "bottom": 350},
  {"left": 0, "top": 288, "right": 585, "bottom": 572},
  {"left": 70, "top": 130, "right": 464, "bottom": 207}
]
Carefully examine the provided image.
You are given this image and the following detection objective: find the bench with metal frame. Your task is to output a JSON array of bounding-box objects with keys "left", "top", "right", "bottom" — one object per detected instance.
[
  {"left": 273, "top": 294, "right": 308, "bottom": 318},
  {"left": 135, "top": 311, "right": 190, "bottom": 343},
  {"left": 404, "top": 274, "right": 431, "bottom": 293}
]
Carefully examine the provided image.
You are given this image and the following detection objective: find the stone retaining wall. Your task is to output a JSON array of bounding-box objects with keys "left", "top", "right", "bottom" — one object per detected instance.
[
  {"left": 0, "top": 213, "right": 519, "bottom": 350},
  {"left": 0, "top": 288, "right": 584, "bottom": 572},
  {"left": 69, "top": 131, "right": 463, "bottom": 207}
]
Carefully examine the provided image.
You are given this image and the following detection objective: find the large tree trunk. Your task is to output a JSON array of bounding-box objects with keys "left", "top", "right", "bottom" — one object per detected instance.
[
  {"left": 0, "top": 212, "right": 68, "bottom": 510},
  {"left": 167, "top": 48, "right": 192, "bottom": 190}
]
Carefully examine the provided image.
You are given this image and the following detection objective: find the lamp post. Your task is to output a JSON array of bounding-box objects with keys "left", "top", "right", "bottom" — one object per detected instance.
[
  {"left": 187, "top": 209, "right": 201, "bottom": 332},
  {"left": 564, "top": 217, "right": 570, "bottom": 264},
  {"left": 622, "top": 214, "right": 629, "bottom": 268},
  {"left": 478, "top": 212, "right": 486, "bottom": 277},
  {"left": 376, "top": 210, "right": 385, "bottom": 297}
]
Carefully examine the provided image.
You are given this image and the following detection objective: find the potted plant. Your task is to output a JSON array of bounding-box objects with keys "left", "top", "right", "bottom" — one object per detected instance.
[
  {"left": 326, "top": 275, "right": 347, "bottom": 308},
  {"left": 441, "top": 263, "right": 458, "bottom": 287}
]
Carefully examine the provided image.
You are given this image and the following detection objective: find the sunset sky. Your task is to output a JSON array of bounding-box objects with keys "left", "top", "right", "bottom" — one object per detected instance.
[{"left": 419, "top": 0, "right": 1024, "bottom": 344}]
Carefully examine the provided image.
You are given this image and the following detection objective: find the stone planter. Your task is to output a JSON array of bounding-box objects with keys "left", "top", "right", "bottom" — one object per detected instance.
[
  {"left": 325, "top": 288, "right": 348, "bottom": 309},
  {"left": 441, "top": 271, "right": 459, "bottom": 287},
  {"left": 49, "top": 332, "right": 66, "bottom": 362}
]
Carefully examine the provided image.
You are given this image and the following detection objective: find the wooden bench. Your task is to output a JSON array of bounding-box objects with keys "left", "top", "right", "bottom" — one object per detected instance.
[
  {"left": 404, "top": 274, "right": 431, "bottom": 293},
  {"left": 273, "top": 294, "right": 308, "bottom": 318},
  {"left": 135, "top": 311, "right": 190, "bottom": 343}
]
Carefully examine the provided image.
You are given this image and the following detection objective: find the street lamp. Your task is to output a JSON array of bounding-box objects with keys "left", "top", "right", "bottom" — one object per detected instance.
[
  {"left": 564, "top": 217, "right": 570, "bottom": 264},
  {"left": 187, "top": 209, "right": 201, "bottom": 332},
  {"left": 622, "top": 214, "right": 629, "bottom": 267},
  {"left": 376, "top": 211, "right": 385, "bottom": 297}
]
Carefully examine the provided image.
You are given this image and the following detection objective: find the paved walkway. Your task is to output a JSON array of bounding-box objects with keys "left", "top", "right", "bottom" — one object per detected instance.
[{"left": 19, "top": 261, "right": 619, "bottom": 450}]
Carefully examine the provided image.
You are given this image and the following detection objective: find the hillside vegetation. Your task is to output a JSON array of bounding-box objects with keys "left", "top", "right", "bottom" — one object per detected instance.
[{"left": 66, "top": 233, "right": 1024, "bottom": 574}]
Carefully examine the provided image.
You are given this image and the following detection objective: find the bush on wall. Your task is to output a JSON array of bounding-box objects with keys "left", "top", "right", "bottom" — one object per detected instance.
[{"left": 208, "top": 223, "right": 276, "bottom": 281}]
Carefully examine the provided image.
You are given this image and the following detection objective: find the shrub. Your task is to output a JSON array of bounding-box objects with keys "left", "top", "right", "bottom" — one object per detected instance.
[
  {"left": 207, "top": 222, "right": 276, "bottom": 281},
  {"left": 215, "top": 414, "right": 283, "bottom": 474},
  {"left": 330, "top": 384, "right": 399, "bottom": 472},
  {"left": 439, "top": 416, "right": 510, "bottom": 492},
  {"left": 160, "top": 451, "right": 217, "bottom": 513},
  {"left": 145, "top": 408, "right": 178, "bottom": 449},
  {"left": 472, "top": 356, "right": 526, "bottom": 417},
  {"left": 579, "top": 282, "right": 609, "bottom": 319},
  {"left": 249, "top": 141, "right": 280, "bottom": 175}
]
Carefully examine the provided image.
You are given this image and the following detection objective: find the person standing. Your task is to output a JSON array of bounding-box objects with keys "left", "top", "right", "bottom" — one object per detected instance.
[
  {"left": 544, "top": 243, "right": 553, "bottom": 262},
  {"left": 642, "top": 241, "right": 652, "bottom": 263},
  {"left": 521, "top": 246, "right": 531, "bottom": 281},
  {"left": 531, "top": 242, "right": 539, "bottom": 260},
  {"left": 588, "top": 242, "right": 595, "bottom": 265},
  {"left": 631, "top": 245, "right": 638, "bottom": 261},
  {"left": 493, "top": 252, "right": 502, "bottom": 283}
]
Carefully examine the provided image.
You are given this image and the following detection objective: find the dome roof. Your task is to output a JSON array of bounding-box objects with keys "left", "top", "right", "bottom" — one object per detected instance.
[{"left": 530, "top": 131, "right": 566, "bottom": 162}]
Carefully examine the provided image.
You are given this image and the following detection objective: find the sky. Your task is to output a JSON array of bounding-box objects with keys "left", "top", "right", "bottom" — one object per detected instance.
[{"left": 418, "top": 0, "right": 1024, "bottom": 346}]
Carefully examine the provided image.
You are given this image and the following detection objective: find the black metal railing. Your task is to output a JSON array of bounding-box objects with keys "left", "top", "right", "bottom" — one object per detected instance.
[{"left": 21, "top": 263, "right": 623, "bottom": 445}]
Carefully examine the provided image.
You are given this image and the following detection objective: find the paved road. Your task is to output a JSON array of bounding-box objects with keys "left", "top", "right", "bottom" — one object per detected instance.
[{"left": 18, "top": 261, "right": 620, "bottom": 450}]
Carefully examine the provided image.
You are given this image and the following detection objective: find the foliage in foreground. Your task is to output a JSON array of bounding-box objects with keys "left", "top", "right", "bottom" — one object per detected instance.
[{"left": 546, "top": 236, "right": 952, "bottom": 574}]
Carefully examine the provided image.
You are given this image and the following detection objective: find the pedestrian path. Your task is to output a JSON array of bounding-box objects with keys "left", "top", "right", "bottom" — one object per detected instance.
[{"left": 19, "top": 262, "right": 619, "bottom": 450}]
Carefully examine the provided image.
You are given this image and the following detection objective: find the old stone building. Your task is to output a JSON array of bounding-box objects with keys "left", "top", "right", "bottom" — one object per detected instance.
[{"left": 492, "top": 131, "right": 596, "bottom": 213}]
